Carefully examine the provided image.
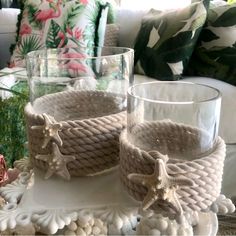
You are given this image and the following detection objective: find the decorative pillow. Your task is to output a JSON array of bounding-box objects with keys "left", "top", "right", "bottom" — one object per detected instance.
[
  {"left": 10, "top": 0, "right": 109, "bottom": 68},
  {"left": 134, "top": 0, "right": 210, "bottom": 80},
  {"left": 186, "top": 1, "right": 236, "bottom": 85}
]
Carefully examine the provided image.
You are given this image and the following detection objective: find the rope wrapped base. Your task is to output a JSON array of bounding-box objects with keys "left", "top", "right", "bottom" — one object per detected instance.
[
  {"left": 120, "top": 121, "right": 226, "bottom": 214},
  {"left": 25, "top": 90, "right": 126, "bottom": 179}
]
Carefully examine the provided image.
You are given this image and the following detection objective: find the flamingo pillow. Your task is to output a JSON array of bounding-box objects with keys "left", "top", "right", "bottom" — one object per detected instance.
[{"left": 10, "top": 0, "right": 109, "bottom": 67}]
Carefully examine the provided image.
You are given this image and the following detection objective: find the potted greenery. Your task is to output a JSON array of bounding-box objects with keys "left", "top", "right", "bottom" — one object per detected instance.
[{"left": 0, "top": 81, "right": 29, "bottom": 167}]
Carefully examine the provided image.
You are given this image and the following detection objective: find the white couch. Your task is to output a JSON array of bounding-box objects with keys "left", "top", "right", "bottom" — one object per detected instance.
[
  {"left": 0, "top": 8, "right": 20, "bottom": 69},
  {"left": 0, "top": 5, "right": 236, "bottom": 199}
]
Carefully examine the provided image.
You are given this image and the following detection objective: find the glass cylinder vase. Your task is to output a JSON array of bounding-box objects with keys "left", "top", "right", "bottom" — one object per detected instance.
[
  {"left": 26, "top": 46, "right": 134, "bottom": 105},
  {"left": 127, "top": 81, "right": 222, "bottom": 158}
]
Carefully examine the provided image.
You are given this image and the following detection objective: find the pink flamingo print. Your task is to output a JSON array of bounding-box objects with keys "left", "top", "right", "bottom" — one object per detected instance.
[
  {"left": 67, "top": 61, "right": 87, "bottom": 73},
  {"left": 35, "top": 0, "right": 62, "bottom": 22},
  {"left": 62, "top": 52, "right": 86, "bottom": 59},
  {"left": 74, "top": 28, "right": 83, "bottom": 40},
  {"left": 80, "top": 0, "right": 88, "bottom": 5},
  {"left": 35, "top": 0, "right": 62, "bottom": 44},
  {"left": 58, "top": 31, "right": 65, "bottom": 48},
  {"left": 19, "top": 23, "right": 32, "bottom": 36}
]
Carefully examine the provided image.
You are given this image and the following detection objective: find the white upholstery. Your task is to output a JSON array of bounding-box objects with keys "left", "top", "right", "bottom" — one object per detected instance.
[{"left": 0, "top": 8, "right": 20, "bottom": 69}]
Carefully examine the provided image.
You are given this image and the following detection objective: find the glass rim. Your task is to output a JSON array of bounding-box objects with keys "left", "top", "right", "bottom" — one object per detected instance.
[
  {"left": 128, "top": 81, "right": 222, "bottom": 105},
  {"left": 26, "top": 46, "right": 134, "bottom": 60}
]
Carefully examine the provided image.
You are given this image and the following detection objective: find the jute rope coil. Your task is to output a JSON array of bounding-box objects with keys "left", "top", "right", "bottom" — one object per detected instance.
[
  {"left": 25, "top": 90, "right": 126, "bottom": 177},
  {"left": 120, "top": 121, "right": 225, "bottom": 213}
]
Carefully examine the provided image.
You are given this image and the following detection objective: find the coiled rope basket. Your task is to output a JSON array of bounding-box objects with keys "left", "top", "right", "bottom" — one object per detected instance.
[
  {"left": 25, "top": 90, "right": 126, "bottom": 178},
  {"left": 120, "top": 121, "right": 225, "bottom": 214}
]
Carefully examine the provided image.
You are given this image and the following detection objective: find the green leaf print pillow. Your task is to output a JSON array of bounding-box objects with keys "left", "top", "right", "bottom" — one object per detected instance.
[
  {"left": 10, "top": 0, "right": 109, "bottom": 68},
  {"left": 134, "top": 0, "right": 209, "bottom": 80},
  {"left": 186, "top": 1, "right": 236, "bottom": 85}
]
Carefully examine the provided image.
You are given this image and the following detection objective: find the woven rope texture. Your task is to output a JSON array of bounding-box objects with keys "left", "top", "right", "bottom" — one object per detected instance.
[
  {"left": 120, "top": 121, "right": 225, "bottom": 213},
  {"left": 25, "top": 90, "right": 126, "bottom": 176}
]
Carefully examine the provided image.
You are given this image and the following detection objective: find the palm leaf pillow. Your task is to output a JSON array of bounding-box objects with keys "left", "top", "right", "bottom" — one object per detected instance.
[
  {"left": 10, "top": 0, "right": 109, "bottom": 67},
  {"left": 134, "top": 0, "right": 209, "bottom": 80},
  {"left": 186, "top": 1, "right": 236, "bottom": 85}
]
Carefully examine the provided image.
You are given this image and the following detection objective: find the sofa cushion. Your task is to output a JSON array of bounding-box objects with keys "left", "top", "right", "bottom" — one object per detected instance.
[
  {"left": 10, "top": 0, "right": 109, "bottom": 68},
  {"left": 116, "top": 8, "right": 148, "bottom": 48},
  {"left": 133, "top": 0, "right": 209, "bottom": 80},
  {"left": 186, "top": 1, "right": 236, "bottom": 85}
]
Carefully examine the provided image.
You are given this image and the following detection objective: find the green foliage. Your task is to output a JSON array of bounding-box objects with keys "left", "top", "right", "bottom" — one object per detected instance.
[
  {"left": 0, "top": 85, "right": 29, "bottom": 168},
  {"left": 46, "top": 20, "right": 67, "bottom": 48},
  {"left": 15, "top": 35, "right": 42, "bottom": 60},
  {"left": 212, "top": 6, "right": 236, "bottom": 27},
  {"left": 187, "top": 45, "right": 236, "bottom": 85},
  {"left": 26, "top": 4, "right": 42, "bottom": 29},
  {"left": 186, "top": 3, "right": 236, "bottom": 85},
  {"left": 64, "top": 2, "right": 85, "bottom": 30},
  {"left": 228, "top": 0, "right": 236, "bottom": 4},
  {"left": 136, "top": 28, "right": 202, "bottom": 79}
]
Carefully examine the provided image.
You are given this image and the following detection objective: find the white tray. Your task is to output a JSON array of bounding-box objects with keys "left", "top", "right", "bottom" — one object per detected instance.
[{"left": 0, "top": 167, "right": 218, "bottom": 235}]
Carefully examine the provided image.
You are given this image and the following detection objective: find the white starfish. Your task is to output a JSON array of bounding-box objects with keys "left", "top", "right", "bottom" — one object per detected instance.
[
  {"left": 35, "top": 143, "right": 75, "bottom": 180},
  {"left": 31, "top": 113, "right": 62, "bottom": 148},
  {"left": 128, "top": 159, "right": 194, "bottom": 214}
]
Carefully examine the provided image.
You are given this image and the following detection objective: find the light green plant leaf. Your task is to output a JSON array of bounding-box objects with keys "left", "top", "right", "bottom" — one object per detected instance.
[
  {"left": 64, "top": 2, "right": 86, "bottom": 30},
  {"left": 16, "top": 35, "right": 42, "bottom": 60}
]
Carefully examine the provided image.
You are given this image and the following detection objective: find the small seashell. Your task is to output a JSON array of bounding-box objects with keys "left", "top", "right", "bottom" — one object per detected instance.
[
  {"left": 92, "top": 226, "right": 101, "bottom": 235},
  {"left": 75, "top": 227, "right": 86, "bottom": 236},
  {"left": 67, "top": 221, "right": 77, "bottom": 231},
  {"left": 94, "top": 218, "right": 104, "bottom": 228},
  {"left": 84, "top": 225, "right": 92, "bottom": 235},
  {"left": 64, "top": 229, "right": 76, "bottom": 236}
]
